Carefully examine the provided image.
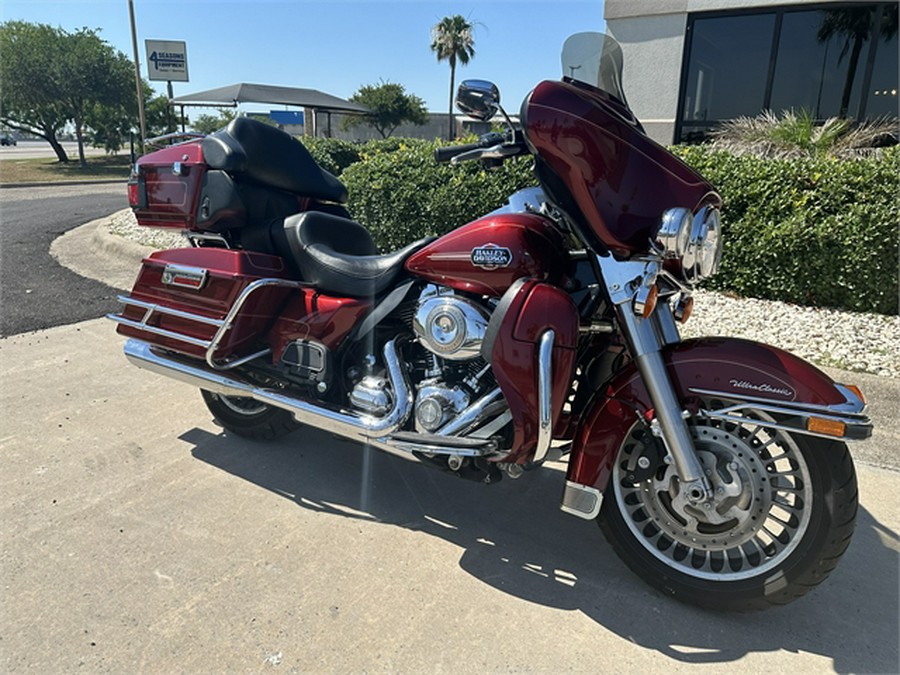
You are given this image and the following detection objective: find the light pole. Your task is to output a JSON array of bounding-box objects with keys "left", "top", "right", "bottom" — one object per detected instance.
[{"left": 128, "top": 0, "right": 147, "bottom": 150}]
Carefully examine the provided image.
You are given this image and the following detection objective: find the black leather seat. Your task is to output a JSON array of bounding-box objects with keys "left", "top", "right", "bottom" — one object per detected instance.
[{"left": 280, "top": 212, "right": 432, "bottom": 298}]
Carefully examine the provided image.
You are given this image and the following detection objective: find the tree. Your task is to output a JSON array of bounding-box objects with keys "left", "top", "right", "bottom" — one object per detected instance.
[
  {"left": 430, "top": 15, "right": 476, "bottom": 141},
  {"left": 191, "top": 109, "right": 238, "bottom": 134},
  {"left": 0, "top": 21, "right": 71, "bottom": 161},
  {"left": 341, "top": 81, "right": 428, "bottom": 138},
  {"left": 0, "top": 21, "right": 136, "bottom": 165}
]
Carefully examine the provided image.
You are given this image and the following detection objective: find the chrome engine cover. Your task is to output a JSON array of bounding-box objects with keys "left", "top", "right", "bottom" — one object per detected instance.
[
  {"left": 413, "top": 290, "right": 491, "bottom": 361},
  {"left": 415, "top": 384, "right": 471, "bottom": 433}
]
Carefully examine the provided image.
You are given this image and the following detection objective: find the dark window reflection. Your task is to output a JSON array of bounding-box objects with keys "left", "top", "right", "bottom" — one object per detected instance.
[
  {"left": 682, "top": 13, "right": 776, "bottom": 122},
  {"left": 678, "top": 3, "right": 899, "bottom": 141},
  {"left": 866, "top": 3, "right": 899, "bottom": 118},
  {"left": 770, "top": 10, "right": 866, "bottom": 118}
]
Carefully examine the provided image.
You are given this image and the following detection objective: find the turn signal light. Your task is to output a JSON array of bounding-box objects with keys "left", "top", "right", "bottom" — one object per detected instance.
[
  {"left": 844, "top": 384, "right": 867, "bottom": 405},
  {"left": 675, "top": 295, "right": 694, "bottom": 323},
  {"left": 634, "top": 285, "right": 659, "bottom": 318},
  {"left": 807, "top": 417, "right": 847, "bottom": 438}
]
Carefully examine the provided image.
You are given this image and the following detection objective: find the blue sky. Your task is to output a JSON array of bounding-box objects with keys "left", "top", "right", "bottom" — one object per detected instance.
[{"left": 2, "top": 0, "right": 605, "bottom": 114}]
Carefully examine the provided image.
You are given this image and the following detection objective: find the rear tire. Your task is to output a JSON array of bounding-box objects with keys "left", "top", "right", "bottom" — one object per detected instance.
[
  {"left": 201, "top": 390, "right": 301, "bottom": 440},
  {"left": 598, "top": 412, "right": 858, "bottom": 611}
]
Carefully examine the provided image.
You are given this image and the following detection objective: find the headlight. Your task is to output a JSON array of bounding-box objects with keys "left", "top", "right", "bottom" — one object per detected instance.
[{"left": 683, "top": 205, "right": 723, "bottom": 284}]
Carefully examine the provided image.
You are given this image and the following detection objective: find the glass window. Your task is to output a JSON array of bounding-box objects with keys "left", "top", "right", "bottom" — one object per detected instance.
[
  {"left": 865, "top": 3, "right": 899, "bottom": 118},
  {"left": 770, "top": 9, "right": 868, "bottom": 118},
  {"left": 682, "top": 13, "right": 776, "bottom": 123}
]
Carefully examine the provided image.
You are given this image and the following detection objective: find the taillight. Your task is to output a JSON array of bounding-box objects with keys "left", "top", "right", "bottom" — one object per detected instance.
[{"left": 127, "top": 173, "right": 147, "bottom": 209}]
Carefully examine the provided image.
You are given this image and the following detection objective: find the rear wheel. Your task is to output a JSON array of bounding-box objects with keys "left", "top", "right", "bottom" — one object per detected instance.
[
  {"left": 201, "top": 390, "right": 301, "bottom": 440},
  {"left": 598, "top": 409, "right": 857, "bottom": 611}
]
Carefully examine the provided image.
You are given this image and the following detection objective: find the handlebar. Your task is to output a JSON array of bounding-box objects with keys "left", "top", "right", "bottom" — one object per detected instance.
[
  {"left": 434, "top": 132, "right": 510, "bottom": 164},
  {"left": 434, "top": 142, "right": 482, "bottom": 164}
]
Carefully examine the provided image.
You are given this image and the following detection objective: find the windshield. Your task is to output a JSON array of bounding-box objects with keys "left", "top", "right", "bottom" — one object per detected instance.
[{"left": 561, "top": 32, "right": 627, "bottom": 105}]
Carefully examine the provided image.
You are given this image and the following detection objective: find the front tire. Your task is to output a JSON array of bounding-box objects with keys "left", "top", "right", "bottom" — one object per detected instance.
[
  {"left": 201, "top": 390, "right": 301, "bottom": 440},
  {"left": 598, "top": 411, "right": 857, "bottom": 611}
]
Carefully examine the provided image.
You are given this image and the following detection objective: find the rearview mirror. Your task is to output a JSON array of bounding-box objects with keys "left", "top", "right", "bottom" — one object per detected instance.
[{"left": 456, "top": 80, "right": 501, "bottom": 122}]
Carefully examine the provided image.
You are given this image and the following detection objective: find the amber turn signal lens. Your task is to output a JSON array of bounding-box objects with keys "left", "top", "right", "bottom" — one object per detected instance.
[
  {"left": 640, "top": 286, "right": 659, "bottom": 319},
  {"left": 807, "top": 417, "right": 847, "bottom": 438},
  {"left": 844, "top": 384, "right": 867, "bottom": 405},
  {"left": 676, "top": 296, "right": 694, "bottom": 323}
]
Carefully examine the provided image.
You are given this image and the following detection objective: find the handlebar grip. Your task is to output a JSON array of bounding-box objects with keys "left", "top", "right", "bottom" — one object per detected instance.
[{"left": 434, "top": 142, "right": 481, "bottom": 163}]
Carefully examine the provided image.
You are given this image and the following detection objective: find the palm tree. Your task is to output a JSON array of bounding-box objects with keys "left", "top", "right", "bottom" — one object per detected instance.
[{"left": 430, "top": 15, "right": 476, "bottom": 141}]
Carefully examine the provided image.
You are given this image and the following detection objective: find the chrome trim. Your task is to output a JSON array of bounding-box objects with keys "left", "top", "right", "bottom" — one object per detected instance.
[
  {"left": 689, "top": 385, "right": 867, "bottom": 416},
  {"left": 144, "top": 131, "right": 205, "bottom": 148},
  {"left": 123, "top": 338, "right": 413, "bottom": 443},
  {"left": 436, "top": 387, "right": 503, "bottom": 437},
  {"left": 185, "top": 232, "right": 230, "bottom": 248},
  {"left": 657, "top": 207, "right": 692, "bottom": 258},
  {"left": 488, "top": 187, "right": 547, "bottom": 216},
  {"left": 161, "top": 263, "right": 207, "bottom": 291},
  {"left": 110, "top": 277, "right": 307, "bottom": 370},
  {"left": 533, "top": 329, "right": 555, "bottom": 463},
  {"left": 652, "top": 301, "right": 681, "bottom": 346},
  {"left": 690, "top": 387, "right": 872, "bottom": 441},
  {"left": 560, "top": 481, "right": 603, "bottom": 520}
]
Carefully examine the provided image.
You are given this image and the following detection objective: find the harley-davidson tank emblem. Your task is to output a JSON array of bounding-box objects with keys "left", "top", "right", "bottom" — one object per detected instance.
[
  {"left": 729, "top": 379, "right": 794, "bottom": 398},
  {"left": 471, "top": 243, "right": 512, "bottom": 270}
]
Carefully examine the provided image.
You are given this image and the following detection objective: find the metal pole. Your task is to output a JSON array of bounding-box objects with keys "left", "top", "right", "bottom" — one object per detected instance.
[
  {"left": 166, "top": 80, "right": 175, "bottom": 133},
  {"left": 128, "top": 0, "right": 147, "bottom": 149}
]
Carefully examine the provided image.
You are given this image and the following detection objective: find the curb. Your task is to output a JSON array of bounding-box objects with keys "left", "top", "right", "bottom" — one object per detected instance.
[{"left": 0, "top": 179, "right": 126, "bottom": 189}]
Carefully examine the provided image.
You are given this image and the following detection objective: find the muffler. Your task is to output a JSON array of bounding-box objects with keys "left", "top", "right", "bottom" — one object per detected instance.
[{"left": 123, "top": 338, "right": 413, "bottom": 442}]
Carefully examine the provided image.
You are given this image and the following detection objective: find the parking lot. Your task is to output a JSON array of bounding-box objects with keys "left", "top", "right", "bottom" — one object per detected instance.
[{"left": 1, "top": 314, "right": 898, "bottom": 672}]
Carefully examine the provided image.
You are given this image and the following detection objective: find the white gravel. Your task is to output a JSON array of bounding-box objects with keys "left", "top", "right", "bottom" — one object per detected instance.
[{"left": 106, "top": 209, "right": 899, "bottom": 378}]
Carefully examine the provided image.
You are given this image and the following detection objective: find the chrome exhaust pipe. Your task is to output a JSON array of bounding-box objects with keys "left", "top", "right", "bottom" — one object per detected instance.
[{"left": 123, "top": 338, "right": 413, "bottom": 442}]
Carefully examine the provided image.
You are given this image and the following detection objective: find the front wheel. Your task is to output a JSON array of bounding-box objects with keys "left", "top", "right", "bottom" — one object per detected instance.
[
  {"left": 598, "top": 411, "right": 858, "bottom": 611},
  {"left": 201, "top": 390, "right": 301, "bottom": 440}
]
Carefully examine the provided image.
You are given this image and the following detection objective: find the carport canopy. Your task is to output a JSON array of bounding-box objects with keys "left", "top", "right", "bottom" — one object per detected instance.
[{"left": 170, "top": 82, "right": 370, "bottom": 135}]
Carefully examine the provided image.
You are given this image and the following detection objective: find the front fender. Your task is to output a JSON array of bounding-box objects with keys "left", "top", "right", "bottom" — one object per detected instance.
[{"left": 566, "top": 337, "right": 871, "bottom": 496}]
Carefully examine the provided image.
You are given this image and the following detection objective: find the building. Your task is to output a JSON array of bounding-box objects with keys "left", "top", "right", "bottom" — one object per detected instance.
[{"left": 605, "top": 0, "right": 899, "bottom": 144}]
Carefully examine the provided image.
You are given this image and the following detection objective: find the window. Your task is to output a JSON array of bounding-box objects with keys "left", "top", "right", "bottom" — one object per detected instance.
[{"left": 676, "top": 3, "right": 899, "bottom": 142}]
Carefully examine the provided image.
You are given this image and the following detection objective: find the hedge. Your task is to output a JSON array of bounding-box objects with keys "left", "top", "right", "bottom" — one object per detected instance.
[
  {"left": 309, "top": 137, "right": 897, "bottom": 315},
  {"left": 341, "top": 139, "right": 535, "bottom": 251},
  {"left": 671, "top": 145, "right": 899, "bottom": 315}
]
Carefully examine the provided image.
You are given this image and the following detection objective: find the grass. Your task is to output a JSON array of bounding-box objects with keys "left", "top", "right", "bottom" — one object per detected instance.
[{"left": 0, "top": 154, "right": 132, "bottom": 184}]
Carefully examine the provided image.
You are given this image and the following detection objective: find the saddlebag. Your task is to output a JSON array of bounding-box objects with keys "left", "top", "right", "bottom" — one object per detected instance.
[{"left": 111, "top": 248, "right": 294, "bottom": 364}]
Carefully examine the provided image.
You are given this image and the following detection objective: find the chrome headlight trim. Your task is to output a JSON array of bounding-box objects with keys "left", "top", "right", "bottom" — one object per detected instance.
[
  {"left": 658, "top": 207, "right": 693, "bottom": 259},
  {"left": 684, "top": 205, "right": 723, "bottom": 284}
]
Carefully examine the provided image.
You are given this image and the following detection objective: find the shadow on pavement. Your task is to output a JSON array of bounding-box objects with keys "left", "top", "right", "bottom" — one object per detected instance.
[{"left": 184, "top": 424, "right": 899, "bottom": 672}]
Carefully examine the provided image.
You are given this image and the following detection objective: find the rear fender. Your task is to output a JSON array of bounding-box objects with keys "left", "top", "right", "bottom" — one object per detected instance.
[{"left": 564, "top": 337, "right": 871, "bottom": 515}]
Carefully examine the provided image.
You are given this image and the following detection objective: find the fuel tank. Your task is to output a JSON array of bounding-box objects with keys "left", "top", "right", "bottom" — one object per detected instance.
[{"left": 404, "top": 213, "right": 568, "bottom": 297}]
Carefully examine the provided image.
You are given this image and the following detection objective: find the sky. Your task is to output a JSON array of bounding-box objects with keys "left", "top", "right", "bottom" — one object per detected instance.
[{"left": 1, "top": 0, "right": 606, "bottom": 115}]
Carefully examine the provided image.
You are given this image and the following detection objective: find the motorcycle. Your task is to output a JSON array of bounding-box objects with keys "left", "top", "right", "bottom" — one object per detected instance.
[{"left": 110, "top": 32, "right": 872, "bottom": 611}]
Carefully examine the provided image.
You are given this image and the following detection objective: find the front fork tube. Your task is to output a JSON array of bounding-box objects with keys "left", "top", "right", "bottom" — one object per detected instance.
[{"left": 616, "top": 304, "right": 713, "bottom": 502}]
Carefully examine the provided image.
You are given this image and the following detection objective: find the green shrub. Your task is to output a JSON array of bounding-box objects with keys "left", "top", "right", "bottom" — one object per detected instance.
[
  {"left": 342, "top": 140, "right": 535, "bottom": 251},
  {"left": 298, "top": 137, "right": 361, "bottom": 176},
  {"left": 672, "top": 145, "right": 899, "bottom": 314}
]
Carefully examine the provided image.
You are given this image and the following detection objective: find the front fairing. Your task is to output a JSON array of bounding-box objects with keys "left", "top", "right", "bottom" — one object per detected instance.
[{"left": 522, "top": 79, "right": 719, "bottom": 255}]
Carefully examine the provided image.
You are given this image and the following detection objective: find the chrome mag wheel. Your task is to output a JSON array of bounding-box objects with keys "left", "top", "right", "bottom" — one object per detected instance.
[
  {"left": 613, "top": 419, "right": 812, "bottom": 581},
  {"left": 598, "top": 403, "right": 858, "bottom": 611}
]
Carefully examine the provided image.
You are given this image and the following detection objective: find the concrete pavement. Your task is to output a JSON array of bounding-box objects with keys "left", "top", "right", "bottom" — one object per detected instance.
[
  {"left": 0, "top": 214, "right": 895, "bottom": 672},
  {"left": 1, "top": 317, "right": 898, "bottom": 672}
]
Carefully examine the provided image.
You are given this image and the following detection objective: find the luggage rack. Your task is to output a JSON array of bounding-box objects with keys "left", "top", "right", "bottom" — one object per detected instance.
[{"left": 108, "top": 277, "right": 307, "bottom": 370}]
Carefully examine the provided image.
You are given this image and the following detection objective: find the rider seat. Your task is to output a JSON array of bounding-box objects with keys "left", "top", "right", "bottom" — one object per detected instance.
[{"left": 279, "top": 212, "right": 432, "bottom": 298}]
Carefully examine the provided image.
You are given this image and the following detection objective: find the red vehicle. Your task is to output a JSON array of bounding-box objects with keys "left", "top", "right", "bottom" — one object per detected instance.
[{"left": 110, "top": 32, "right": 871, "bottom": 610}]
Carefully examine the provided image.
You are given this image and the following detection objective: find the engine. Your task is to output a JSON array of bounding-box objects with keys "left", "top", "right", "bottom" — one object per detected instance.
[{"left": 412, "top": 287, "right": 491, "bottom": 361}]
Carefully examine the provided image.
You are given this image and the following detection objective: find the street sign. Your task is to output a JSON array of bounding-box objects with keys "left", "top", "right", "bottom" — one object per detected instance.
[{"left": 145, "top": 40, "right": 189, "bottom": 82}]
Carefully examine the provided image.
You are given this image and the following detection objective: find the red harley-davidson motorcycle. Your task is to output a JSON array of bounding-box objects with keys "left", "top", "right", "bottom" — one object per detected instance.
[{"left": 111, "top": 32, "right": 871, "bottom": 610}]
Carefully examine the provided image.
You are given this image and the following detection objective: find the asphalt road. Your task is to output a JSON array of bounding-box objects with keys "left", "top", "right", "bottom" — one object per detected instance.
[{"left": 0, "top": 183, "right": 127, "bottom": 336}]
